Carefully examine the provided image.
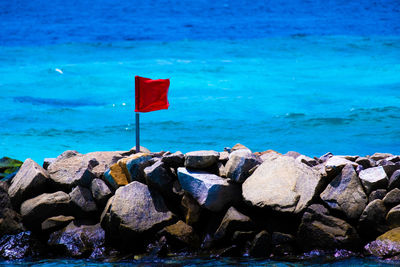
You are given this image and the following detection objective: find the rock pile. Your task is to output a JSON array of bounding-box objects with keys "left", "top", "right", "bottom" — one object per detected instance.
[{"left": 1, "top": 146, "right": 400, "bottom": 260}]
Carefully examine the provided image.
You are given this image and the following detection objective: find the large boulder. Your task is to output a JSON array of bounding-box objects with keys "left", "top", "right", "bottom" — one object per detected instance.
[
  {"left": 184, "top": 150, "right": 219, "bottom": 169},
  {"left": 69, "top": 186, "right": 98, "bottom": 218},
  {"left": 242, "top": 155, "right": 323, "bottom": 214},
  {"left": 48, "top": 221, "right": 105, "bottom": 259},
  {"left": 161, "top": 151, "right": 184, "bottom": 168},
  {"left": 121, "top": 153, "right": 153, "bottom": 183},
  {"left": 144, "top": 161, "right": 174, "bottom": 194},
  {"left": 47, "top": 153, "right": 97, "bottom": 192},
  {"left": 177, "top": 168, "right": 241, "bottom": 212},
  {"left": 224, "top": 149, "right": 261, "bottom": 183},
  {"left": 297, "top": 204, "right": 360, "bottom": 250},
  {"left": 213, "top": 207, "right": 254, "bottom": 243},
  {"left": 8, "top": 159, "right": 49, "bottom": 211},
  {"left": 20, "top": 191, "right": 71, "bottom": 227},
  {"left": 358, "top": 199, "right": 388, "bottom": 240},
  {"left": 106, "top": 181, "right": 175, "bottom": 243},
  {"left": 103, "top": 163, "right": 129, "bottom": 190},
  {"left": 383, "top": 188, "right": 400, "bottom": 208},
  {"left": 90, "top": 178, "right": 112, "bottom": 207},
  {"left": 365, "top": 227, "right": 400, "bottom": 258},
  {"left": 320, "top": 164, "right": 367, "bottom": 220},
  {"left": 359, "top": 166, "right": 388, "bottom": 195}
]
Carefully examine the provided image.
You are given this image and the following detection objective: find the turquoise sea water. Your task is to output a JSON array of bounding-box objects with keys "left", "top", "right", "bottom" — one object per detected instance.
[{"left": 1, "top": 36, "right": 400, "bottom": 163}]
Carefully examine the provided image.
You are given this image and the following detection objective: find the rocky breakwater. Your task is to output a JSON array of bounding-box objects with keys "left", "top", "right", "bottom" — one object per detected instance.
[{"left": 1, "top": 146, "right": 400, "bottom": 261}]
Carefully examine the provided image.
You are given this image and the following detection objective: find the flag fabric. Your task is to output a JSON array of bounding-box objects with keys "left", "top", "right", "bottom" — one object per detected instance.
[{"left": 135, "top": 76, "right": 170, "bottom": 113}]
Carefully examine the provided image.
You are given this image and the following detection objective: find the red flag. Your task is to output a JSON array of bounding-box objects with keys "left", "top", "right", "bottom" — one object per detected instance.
[{"left": 135, "top": 76, "right": 170, "bottom": 113}]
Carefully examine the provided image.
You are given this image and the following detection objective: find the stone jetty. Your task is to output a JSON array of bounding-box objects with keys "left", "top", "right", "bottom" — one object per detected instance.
[{"left": 1, "top": 146, "right": 400, "bottom": 260}]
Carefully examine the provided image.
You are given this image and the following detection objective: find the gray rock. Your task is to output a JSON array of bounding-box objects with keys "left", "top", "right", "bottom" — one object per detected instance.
[
  {"left": 161, "top": 151, "right": 184, "bottom": 168},
  {"left": 47, "top": 153, "right": 97, "bottom": 192},
  {"left": 388, "top": 156, "right": 400, "bottom": 163},
  {"left": 297, "top": 204, "right": 360, "bottom": 250},
  {"left": 382, "top": 163, "right": 400, "bottom": 178},
  {"left": 123, "top": 153, "right": 153, "bottom": 183},
  {"left": 285, "top": 151, "right": 302, "bottom": 159},
  {"left": 90, "top": 178, "right": 112, "bottom": 207},
  {"left": 355, "top": 157, "right": 372, "bottom": 169},
  {"left": 370, "top": 153, "right": 393, "bottom": 161},
  {"left": 184, "top": 150, "right": 219, "bottom": 169},
  {"left": 144, "top": 161, "right": 174, "bottom": 193},
  {"left": 224, "top": 149, "right": 261, "bottom": 183},
  {"left": 389, "top": 170, "right": 400, "bottom": 191},
  {"left": 69, "top": 186, "right": 98, "bottom": 217},
  {"left": 319, "top": 152, "right": 333, "bottom": 162},
  {"left": 217, "top": 162, "right": 226, "bottom": 177},
  {"left": 48, "top": 221, "right": 105, "bottom": 258},
  {"left": 84, "top": 151, "right": 128, "bottom": 178},
  {"left": 214, "top": 207, "right": 254, "bottom": 242},
  {"left": 177, "top": 168, "right": 241, "bottom": 212},
  {"left": 383, "top": 188, "right": 400, "bottom": 207},
  {"left": 386, "top": 204, "right": 400, "bottom": 228},
  {"left": 242, "top": 155, "right": 323, "bottom": 214},
  {"left": 41, "top": 215, "right": 75, "bottom": 233},
  {"left": 320, "top": 164, "right": 367, "bottom": 220},
  {"left": 249, "top": 230, "right": 271, "bottom": 257},
  {"left": 325, "top": 156, "right": 358, "bottom": 170},
  {"left": 43, "top": 158, "right": 55, "bottom": 170},
  {"left": 296, "top": 155, "right": 318, "bottom": 167},
  {"left": 358, "top": 199, "right": 388, "bottom": 240},
  {"left": 219, "top": 151, "right": 229, "bottom": 163},
  {"left": 359, "top": 166, "right": 388, "bottom": 195},
  {"left": 20, "top": 191, "right": 71, "bottom": 227},
  {"left": 365, "top": 227, "right": 400, "bottom": 259},
  {"left": 369, "top": 189, "right": 387, "bottom": 202},
  {"left": 8, "top": 159, "right": 49, "bottom": 211},
  {"left": 107, "top": 182, "right": 175, "bottom": 241}
]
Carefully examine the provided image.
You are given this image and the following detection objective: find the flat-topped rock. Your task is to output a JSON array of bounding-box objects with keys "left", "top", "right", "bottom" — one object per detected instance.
[
  {"left": 41, "top": 215, "right": 75, "bottom": 233},
  {"left": 8, "top": 159, "right": 49, "bottom": 211},
  {"left": 184, "top": 150, "right": 219, "bottom": 169},
  {"left": 243, "top": 155, "right": 323, "bottom": 214},
  {"left": 321, "top": 164, "right": 367, "bottom": 220},
  {"left": 177, "top": 168, "right": 241, "bottom": 212},
  {"left": 370, "top": 153, "right": 393, "bottom": 161},
  {"left": 359, "top": 166, "right": 388, "bottom": 195}
]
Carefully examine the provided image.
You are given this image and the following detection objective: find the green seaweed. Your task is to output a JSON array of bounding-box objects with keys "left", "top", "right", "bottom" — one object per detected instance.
[{"left": 0, "top": 157, "right": 23, "bottom": 179}]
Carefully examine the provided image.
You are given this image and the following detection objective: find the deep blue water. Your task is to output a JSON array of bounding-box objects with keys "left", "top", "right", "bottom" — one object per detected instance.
[{"left": 1, "top": 1, "right": 400, "bottom": 264}]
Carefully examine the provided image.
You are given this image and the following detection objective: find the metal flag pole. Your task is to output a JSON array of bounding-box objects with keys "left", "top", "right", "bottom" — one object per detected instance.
[{"left": 135, "top": 112, "right": 140, "bottom": 153}]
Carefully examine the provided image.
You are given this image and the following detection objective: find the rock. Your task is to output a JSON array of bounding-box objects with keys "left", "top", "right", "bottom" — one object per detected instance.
[
  {"left": 103, "top": 163, "right": 129, "bottom": 190},
  {"left": 319, "top": 152, "right": 333, "bottom": 162},
  {"left": 129, "top": 146, "right": 151, "bottom": 154},
  {"left": 214, "top": 207, "right": 254, "bottom": 243},
  {"left": 84, "top": 151, "right": 128, "bottom": 178},
  {"left": 0, "top": 231, "right": 45, "bottom": 260},
  {"left": 90, "top": 178, "right": 112, "bottom": 207},
  {"left": 8, "top": 158, "right": 49, "bottom": 211},
  {"left": 369, "top": 189, "right": 387, "bottom": 202},
  {"left": 41, "top": 215, "right": 75, "bottom": 233},
  {"left": 359, "top": 166, "right": 388, "bottom": 195},
  {"left": 120, "top": 153, "right": 153, "bottom": 183},
  {"left": 48, "top": 221, "right": 105, "bottom": 258},
  {"left": 231, "top": 231, "right": 255, "bottom": 247},
  {"left": 231, "top": 143, "right": 250, "bottom": 152},
  {"left": 47, "top": 153, "right": 97, "bottom": 192},
  {"left": 388, "top": 156, "right": 400, "bottom": 163},
  {"left": 184, "top": 150, "right": 219, "bottom": 169},
  {"left": 54, "top": 150, "right": 81, "bottom": 161},
  {"left": 365, "top": 227, "right": 400, "bottom": 258},
  {"left": 249, "top": 230, "right": 271, "bottom": 257},
  {"left": 358, "top": 199, "right": 388, "bottom": 240},
  {"left": 285, "top": 151, "right": 302, "bottom": 159},
  {"left": 0, "top": 157, "right": 23, "bottom": 180},
  {"left": 382, "top": 163, "right": 400, "bottom": 178},
  {"left": 158, "top": 220, "right": 200, "bottom": 249},
  {"left": 325, "top": 156, "right": 358, "bottom": 170},
  {"left": 42, "top": 158, "right": 55, "bottom": 170},
  {"left": 271, "top": 232, "right": 295, "bottom": 256},
  {"left": 161, "top": 151, "right": 184, "bottom": 168},
  {"left": 217, "top": 162, "right": 226, "bottom": 177},
  {"left": 297, "top": 204, "right": 360, "bottom": 250},
  {"left": 355, "top": 157, "right": 372, "bottom": 169},
  {"left": 20, "top": 191, "right": 71, "bottom": 227},
  {"left": 259, "top": 150, "right": 282, "bottom": 162},
  {"left": 177, "top": 168, "right": 241, "bottom": 212},
  {"left": 107, "top": 181, "right": 175, "bottom": 242},
  {"left": 370, "top": 153, "right": 393, "bottom": 161},
  {"left": 219, "top": 151, "right": 229, "bottom": 163},
  {"left": 386, "top": 204, "right": 400, "bottom": 228},
  {"left": 69, "top": 186, "right": 98, "bottom": 218},
  {"left": 0, "top": 181, "right": 25, "bottom": 237},
  {"left": 242, "top": 155, "right": 323, "bottom": 214},
  {"left": 100, "top": 196, "right": 114, "bottom": 229},
  {"left": 181, "top": 193, "right": 202, "bottom": 226},
  {"left": 224, "top": 149, "right": 261, "bottom": 183},
  {"left": 296, "top": 155, "right": 318, "bottom": 167},
  {"left": 320, "top": 164, "right": 367, "bottom": 220},
  {"left": 388, "top": 170, "right": 400, "bottom": 191},
  {"left": 383, "top": 188, "right": 400, "bottom": 208},
  {"left": 144, "top": 161, "right": 174, "bottom": 194}
]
